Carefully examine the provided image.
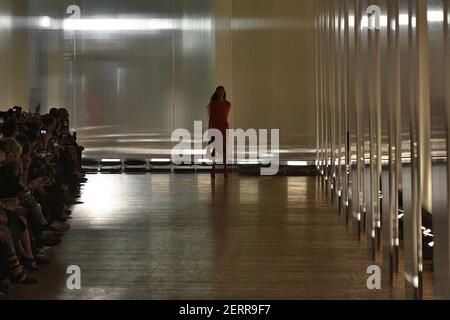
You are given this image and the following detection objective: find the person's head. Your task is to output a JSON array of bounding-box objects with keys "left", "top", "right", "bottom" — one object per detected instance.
[
  {"left": 0, "top": 138, "right": 22, "bottom": 166},
  {"left": 42, "top": 114, "right": 54, "bottom": 131},
  {"left": 15, "top": 134, "right": 32, "bottom": 159},
  {"left": 11, "top": 106, "right": 22, "bottom": 115},
  {"left": 49, "top": 108, "right": 59, "bottom": 119},
  {"left": 26, "top": 119, "right": 42, "bottom": 138},
  {"left": 2, "top": 119, "right": 19, "bottom": 138},
  {"left": 58, "top": 108, "right": 69, "bottom": 122},
  {"left": 211, "top": 86, "right": 227, "bottom": 102}
]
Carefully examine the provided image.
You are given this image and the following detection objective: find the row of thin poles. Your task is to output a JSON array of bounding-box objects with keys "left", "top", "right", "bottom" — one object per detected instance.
[{"left": 315, "top": 0, "right": 450, "bottom": 299}]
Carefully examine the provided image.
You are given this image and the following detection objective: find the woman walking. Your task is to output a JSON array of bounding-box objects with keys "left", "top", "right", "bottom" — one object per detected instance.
[{"left": 207, "top": 86, "right": 231, "bottom": 179}]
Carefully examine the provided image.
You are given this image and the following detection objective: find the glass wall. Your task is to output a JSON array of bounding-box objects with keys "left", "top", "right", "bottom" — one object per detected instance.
[
  {"left": 1, "top": 0, "right": 318, "bottom": 160},
  {"left": 315, "top": 0, "right": 450, "bottom": 299},
  {"left": 27, "top": 0, "right": 215, "bottom": 158}
]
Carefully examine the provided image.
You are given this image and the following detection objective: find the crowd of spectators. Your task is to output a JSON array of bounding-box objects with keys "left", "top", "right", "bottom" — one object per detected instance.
[{"left": 0, "top": 105, "right": 85, "bottom": 299}]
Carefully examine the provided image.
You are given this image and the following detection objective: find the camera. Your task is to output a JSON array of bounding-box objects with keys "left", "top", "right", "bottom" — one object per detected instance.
[{"left": 12, "top": 106, "right": 21, "bottom": 115}]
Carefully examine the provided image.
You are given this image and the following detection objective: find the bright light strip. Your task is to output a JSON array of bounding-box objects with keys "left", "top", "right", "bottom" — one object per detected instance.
[
  {"left": 237, "top": 160, "right": 260, "bottom": 165},
  {"left": 287, "top": 161, "right": 308, "bottom": 167},
  {"left": 62, "top": 18, "right": 212, "bottom": 31},
  {"left": 151, "top": 158, "right": 171, "bottom": 163},
  {"left": 117, "top": 139, "right": 170, "bottom": 143},
  {"left": 101, "top": 158, "right": 121, "bottom": 163},
  {"left": 398, "top": 14, "right": 415, "bottom": 27},
  {"left": 63, "top": 18, "right": 172, "bottom": 31},
  {"left": 0, "top": 16, "right": 12, "bottom": 28},
  {"left": 39, "top": 16, "right": 52, "bottom": 28},
  {"left": 349, "top": 14, "right": 421, "bottom": 29},
  {"left": 428, "top": 10, "right": 444, "bottom": 22}
]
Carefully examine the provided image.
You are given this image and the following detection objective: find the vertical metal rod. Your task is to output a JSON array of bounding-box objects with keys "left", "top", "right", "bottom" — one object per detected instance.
[
  {"left": 387, "top": 0, "right": 400, "bottom": 283},
  {"left": 315, "top": 1, "right": 321, "bottom": 177},
  {"left": 336, "top": 1, "right": 343, "bottom": 213},
  {"left": 344, "top": 0, "right": 351, "bottom": 225},
  {"left": 368, "top": 0, "right": 382, "bottom": 255},
  {"left": 355, "top": 0, "right": 364, "bottom": 239},
  {"left": 330, "top": 0, "right": 337, "bottom": 201},
  {"left": 375, "top": 4, "right": 382, "bottom": 252},
  {"left": 325, "top": 1, "right": 331, "bottom": 191},
  {"left": 320, "top": 3, "right": 326, "bottom": 180}
]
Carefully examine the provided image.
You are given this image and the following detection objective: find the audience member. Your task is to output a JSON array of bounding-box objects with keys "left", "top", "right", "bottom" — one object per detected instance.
[{"left": 0, "top": 105, "right": 85, "bottom": 299}]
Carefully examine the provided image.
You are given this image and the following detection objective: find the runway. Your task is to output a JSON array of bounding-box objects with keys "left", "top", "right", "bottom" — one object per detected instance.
[{"left": 10, "top": 173, "right": 407, "bottom": 300}]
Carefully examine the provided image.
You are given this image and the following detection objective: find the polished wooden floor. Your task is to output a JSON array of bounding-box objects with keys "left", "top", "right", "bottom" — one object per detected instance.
[{"left": 9, "top": 173, "right": 414, "bottom": 299}]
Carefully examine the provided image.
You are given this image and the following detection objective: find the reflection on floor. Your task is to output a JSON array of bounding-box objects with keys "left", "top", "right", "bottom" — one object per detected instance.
[{"left": 9, "top": 174, "right": 422, "bottom": 299}]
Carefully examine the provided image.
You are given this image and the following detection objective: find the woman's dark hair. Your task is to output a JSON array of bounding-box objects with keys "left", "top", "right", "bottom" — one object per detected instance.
[
  {"left": 49, "top": 108, "right": 59, "bottom": 118},
  {"left": 2, "top": 120, "right": 18, "bottom": 138},
  {"left": 211, "top": 86, "right": 226, "bottom": 102},
  {"left": 15, "top": 134, "right": 31, "bottom": 156},
  {"left": 42, "top": 114, "right": 54, "bottom": 128}
]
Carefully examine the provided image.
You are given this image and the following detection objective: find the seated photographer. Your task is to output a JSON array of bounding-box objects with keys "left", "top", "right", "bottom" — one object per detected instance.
[
  {"left": 16, "top": 134, "right": 62, "bottom": 225},
  {"left": 55, "top": 108, "right": 86, "bottom": 191},
  {"left": 25, "top": 118, "right": 71, "bottom": 225}
]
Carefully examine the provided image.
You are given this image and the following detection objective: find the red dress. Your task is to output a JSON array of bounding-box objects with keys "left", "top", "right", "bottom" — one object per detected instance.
[{"left": 208, "top": 100, "right": 231, "bottom": 133}]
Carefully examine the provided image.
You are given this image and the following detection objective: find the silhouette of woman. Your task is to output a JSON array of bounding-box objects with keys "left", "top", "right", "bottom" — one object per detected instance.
[{"left": 207, "top": 86, "right": 231, "bottom": 179}]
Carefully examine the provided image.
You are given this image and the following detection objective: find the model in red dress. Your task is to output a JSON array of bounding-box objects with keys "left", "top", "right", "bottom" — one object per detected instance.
[{"left": 207, "top": 86, "right": 231, "bottom": 179}]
